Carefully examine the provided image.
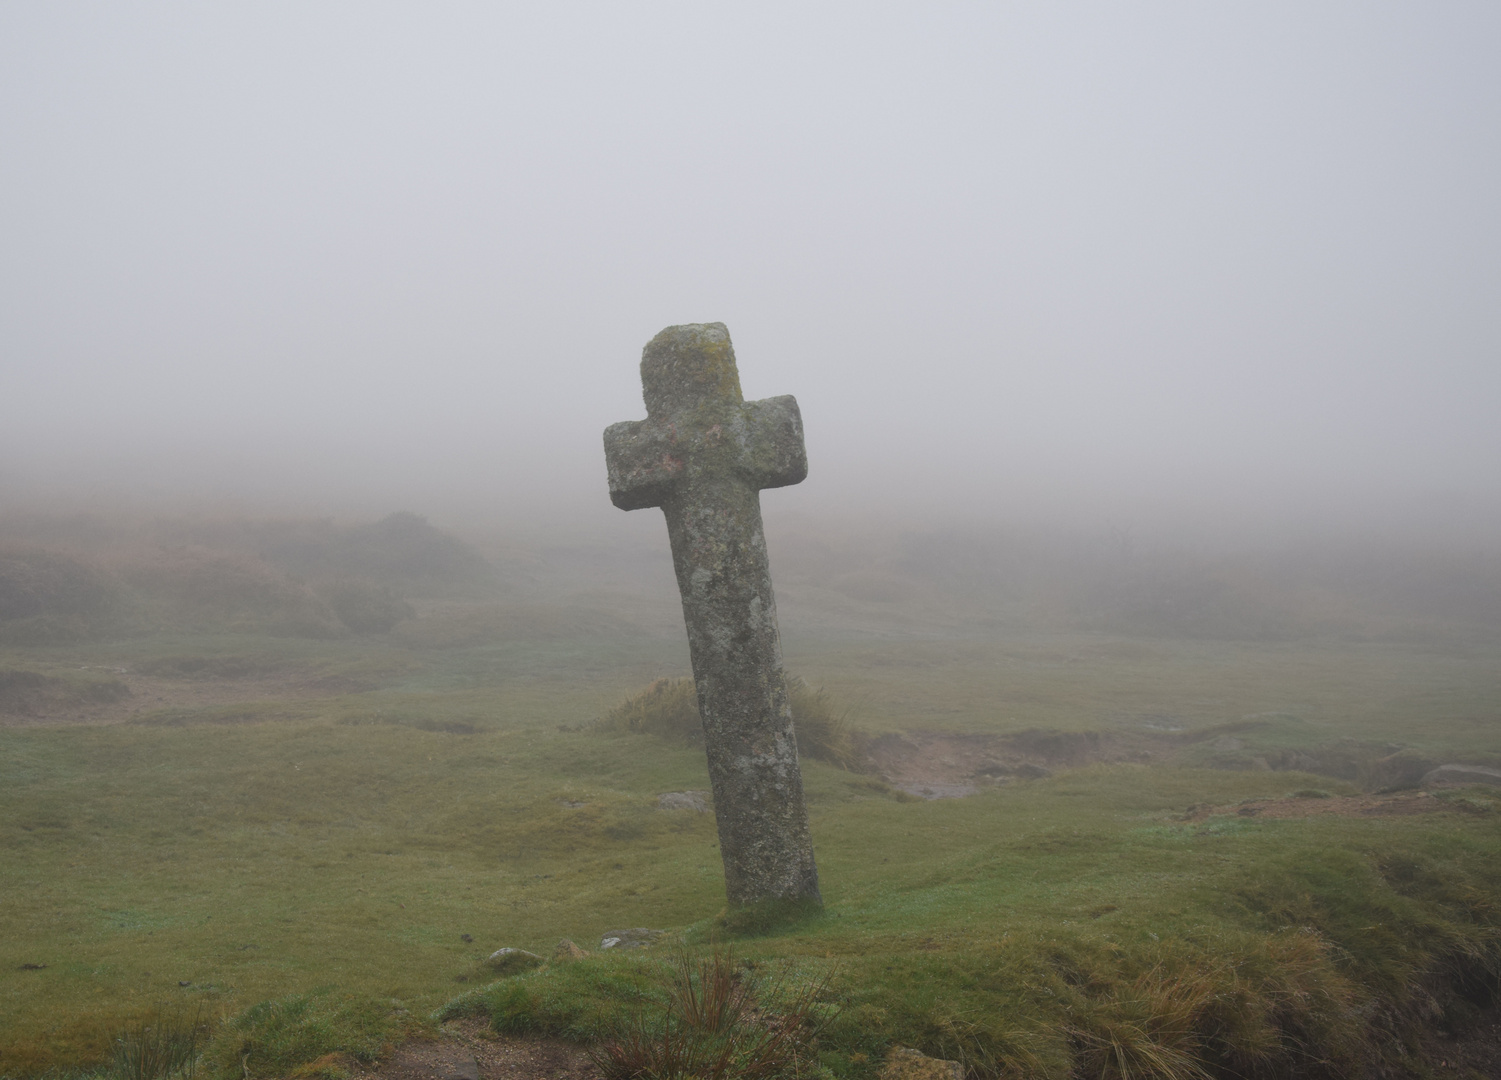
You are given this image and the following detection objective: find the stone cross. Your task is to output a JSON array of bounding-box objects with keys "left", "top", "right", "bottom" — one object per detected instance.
[{"left": 603, "top": 322, "right": 821, "bottom": 908}]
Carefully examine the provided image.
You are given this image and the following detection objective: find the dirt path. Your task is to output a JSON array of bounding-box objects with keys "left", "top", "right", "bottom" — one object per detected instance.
[{"left": 346, "top": 1021, "right": 597, "bottom": 1080}]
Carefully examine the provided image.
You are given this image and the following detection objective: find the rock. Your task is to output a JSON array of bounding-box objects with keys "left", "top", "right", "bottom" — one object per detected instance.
[
  {"left": 599, "top": 927, "right": 664, "bottom": 950},
  {"left": 486, "top": 947, "right": 543, "bottom": 975},
  {"left": 1422, "top": 764, "right": 1501, "bottom": 788},
  {"left": 658, "top": 790, "right": 710, "bottom": 812},
  {"left": 1015, "top": 762, "right": 1051, "bottom": 779},
  {"left": 552, "top": 938, "right": 589, "bottom": 961},
  {"left": 881, "top": 1047, "right": 965, "bottom": 1080}
]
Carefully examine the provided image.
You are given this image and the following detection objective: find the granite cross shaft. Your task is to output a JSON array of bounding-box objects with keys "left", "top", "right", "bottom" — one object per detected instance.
[{"left": 603, "top": 322, "right": 821, "bottom": 908}]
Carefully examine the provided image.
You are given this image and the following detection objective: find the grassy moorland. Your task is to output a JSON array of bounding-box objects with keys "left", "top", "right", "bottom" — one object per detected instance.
[{"left": 2, "top": 511, "right": 1500, "bottom": 1079}]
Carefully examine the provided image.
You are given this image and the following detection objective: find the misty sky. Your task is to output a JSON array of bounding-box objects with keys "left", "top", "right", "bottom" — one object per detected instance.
[{"left": 2, "top": 4, "right": 1498, "bottom": 538}]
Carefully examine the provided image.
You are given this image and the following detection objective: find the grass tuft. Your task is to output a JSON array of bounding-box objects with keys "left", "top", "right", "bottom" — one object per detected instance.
[
  {"left": 588, "top": 950, "right": 832, "bottom": 1080},
  {"left": 106, "top": 1006, "right": 207, "bottom": 1080},
  {"left": 201, "top": 992, "right": 412, "bottom": 1080},
  {"left": 716, "top": 898, "right": 826, "bottom": 939}
]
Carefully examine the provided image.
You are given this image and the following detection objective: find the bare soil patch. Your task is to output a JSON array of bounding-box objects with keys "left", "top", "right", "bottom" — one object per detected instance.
[
  {"left": 864, "top": 729, "right": 1162, "bottom": 799},
  {"left": 347, "top": 1021, "right": 597, "bottom": 1080},
  {"left": 1184, "top": 789, "right": 1477, "bottom": 821},
  {"left": 1421, "top": 1004, "right": 1501, "bottom": 1079}
]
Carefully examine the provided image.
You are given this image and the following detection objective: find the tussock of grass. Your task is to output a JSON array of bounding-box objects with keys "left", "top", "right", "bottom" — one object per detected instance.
[
  {"left": 589, "top": 950, "right": 832, "bottom": 1080},
  {"left": 601, "top": 678, "right": 701, "bottom": 741},
  {"left": 599, "top": 677, "right": 859, "bottom": 767},
  {"left": 438, "top": 949, "right": 834, "bottom": 1080},
  {"left": 106, "top": 1005, "right": 209, "bottom": 1080},
  {"left": 202, "top": 992, "right": 413, "bottom": 1080},
  {"left": 437, "top": 954, "right": 664, "bottom": 1040}
]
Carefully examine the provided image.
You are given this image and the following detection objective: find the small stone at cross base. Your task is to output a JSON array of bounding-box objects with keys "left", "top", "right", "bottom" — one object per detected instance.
[
  {"left": 598, "top": 927, "right": 664, "bottom": 950},
  {"left": 880, "top": 1047, "right": 965, "bottom": 1080},
  {"left": 657, "top": 790, "right": 710, "bottom": 812}
]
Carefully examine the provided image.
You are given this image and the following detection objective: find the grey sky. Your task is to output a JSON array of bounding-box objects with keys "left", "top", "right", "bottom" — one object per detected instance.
[{"left": 2, "top": 4, "right": 1498, "bottom": 538}]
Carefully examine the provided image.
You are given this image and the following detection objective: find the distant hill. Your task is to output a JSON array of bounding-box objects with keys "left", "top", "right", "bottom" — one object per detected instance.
[
  {"left": 0, "top": 511, "right": 502, "bottom": 643},
  {"left": 153, "top": 511, "right": 500, "bottom": 596}
]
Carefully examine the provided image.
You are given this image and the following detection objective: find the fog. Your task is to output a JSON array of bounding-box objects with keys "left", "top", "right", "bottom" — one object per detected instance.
[{"left": 3, "top": 4, "right": 1499, "bottom": 549}]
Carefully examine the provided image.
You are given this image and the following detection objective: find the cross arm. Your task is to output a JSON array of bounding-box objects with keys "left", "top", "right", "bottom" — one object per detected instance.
[
  {"left": 604, "top": 418, "right": 684, "bottom": 511},
  {"left": 738, "top": 395, "right": 808, "bottom": 491},
  {"left": 604, "top": 394, "right": 807, "bottom": 510}
]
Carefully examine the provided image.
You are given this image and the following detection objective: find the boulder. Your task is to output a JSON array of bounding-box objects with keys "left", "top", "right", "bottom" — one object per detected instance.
[
  {"left": 880, "top": 1047, "right": 965, "bottom": 1080},
  {"left": 599, "top": 927, "right": 664, "bottom": 950},
  {"left": 658, "top": 791, "right": 710, "bottom": 812},
  {"left": 486, "top": 947, "right": 543, "bottom": 975},
  {"left": 1422, "top": 764, "right": 1501, "bottom": 788}
]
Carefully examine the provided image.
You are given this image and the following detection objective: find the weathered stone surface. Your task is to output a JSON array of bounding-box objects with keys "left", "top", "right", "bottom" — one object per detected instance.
[
  {"left": 1422, "top": 764, "right": 1501, "bottom": 788},
  {"left": 599, "top": 927, "right": 664, "bottom": 950},
  {"left": 658, "top": 790, "right": 710, "bottom": 812},
  {"left": 604, "top": 323, "right": 820, "bottom": 908},
  {"left": 880, "top": 1047, "right": 965, "bottom": 1080}
]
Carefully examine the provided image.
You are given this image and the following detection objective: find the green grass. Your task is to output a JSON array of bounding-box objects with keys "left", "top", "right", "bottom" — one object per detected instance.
[
  {"left": 5, "top": 700, "right": 1500, "bottom": 1077},
  {"left": 783, "top": 632, "right": 1501, "bottom": 754},
  {"left": 2, "top": 556, "right": 1500, "bottom": 1078}
]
